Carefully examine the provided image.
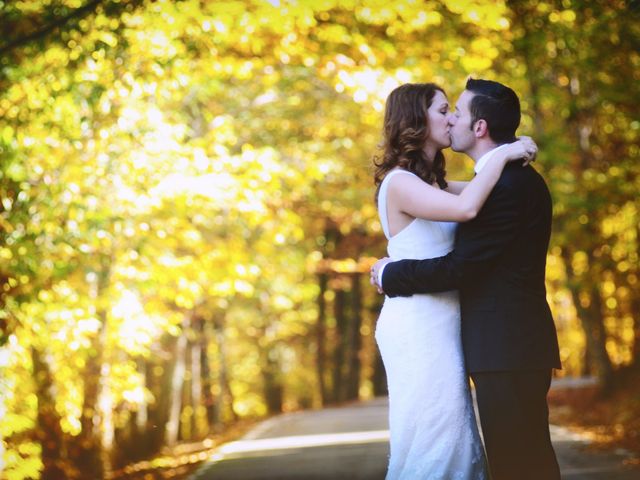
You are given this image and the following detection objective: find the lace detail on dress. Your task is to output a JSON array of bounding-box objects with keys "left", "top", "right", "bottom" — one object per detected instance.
[{"left": 375, "top": 170, "right": 487, "bottom": 479}]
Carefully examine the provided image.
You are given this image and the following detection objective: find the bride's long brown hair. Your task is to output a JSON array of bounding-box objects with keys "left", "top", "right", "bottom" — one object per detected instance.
[{"left": 373, "top": 83, "right": 448, "bottom": 198}]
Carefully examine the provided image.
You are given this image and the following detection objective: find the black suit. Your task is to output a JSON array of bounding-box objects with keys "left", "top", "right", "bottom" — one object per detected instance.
[{"left": 381, "top": 162, "right": 561, "bottom": 479}]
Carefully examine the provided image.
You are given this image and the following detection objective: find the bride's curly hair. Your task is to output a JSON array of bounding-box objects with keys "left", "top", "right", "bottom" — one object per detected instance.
[{"left": 373, "top": 83, "right": 448, "bottom": 196}]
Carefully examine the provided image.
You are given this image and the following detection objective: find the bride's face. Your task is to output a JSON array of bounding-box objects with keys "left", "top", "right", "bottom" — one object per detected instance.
[{"left": 425, "top": 90, "right": 452, "bottom": 151}]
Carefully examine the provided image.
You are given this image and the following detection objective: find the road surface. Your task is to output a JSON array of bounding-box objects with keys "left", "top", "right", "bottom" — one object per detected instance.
[{"left": 190, "top": 397, "right": 639, "bottom": 480}]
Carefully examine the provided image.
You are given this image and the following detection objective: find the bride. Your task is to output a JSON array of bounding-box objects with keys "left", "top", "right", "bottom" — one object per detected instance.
[{"left": 372, "top": 82, "right": 536, "bottom": 479}]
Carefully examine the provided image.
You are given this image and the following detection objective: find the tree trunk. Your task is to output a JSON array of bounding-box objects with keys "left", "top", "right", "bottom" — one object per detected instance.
[
  {"left": 144, "top": 341, "right": 175, "bottom": 455},
  {"left": 332, "top": 288, "right": 347, "bottom": 402},
  {"left": 631, "top": 289, "right": 640, "bottom": 370},
  {"left": 563, "top": 249, "right": 614, "bottom": 393},
  {"left": 214, "top": 315, "right": 238, "bottom": 424},
  {"left": 0, "top": 355, "right": 4, "bottom": 477},
  {"left": 200, "top": 319, "right": 216, "bottom": 432},
  {"left": 633, "top": 222, "right": 640, "bottom": 369},
  {"left": 181, "top": 341, "right": 193, "bottom": 442},
  {"left": 316, "top": 273, "right": 328, "bottom": 405},
  {"left": 262, "top": 347, "right": 284, "bottom": 414},
  {"left": 75, "top": 331, "right": 106, "bottom": 478},
  {"left": 165, "top": 313, "right": 190, "bottom": 446},
  {"left": 345, "top": 273, "right": 362, "bottom": 401},
  {"left": 113, "top": 357, "right": 148, "bottom": 466},
  {"left": 136, "top": 358, "right": 148, "bottom": 436},
  {"left": 191, "top": 319, "right": 204, "bottom": 439},
  {"left": 74, "top": 262, "right": 112, "bottom": 479},
  {"left": 32, "top": 347, "right": 68, "bottom": 480},
  {"left": 97, "top": 360, "right": 114, "bottom": 475}
]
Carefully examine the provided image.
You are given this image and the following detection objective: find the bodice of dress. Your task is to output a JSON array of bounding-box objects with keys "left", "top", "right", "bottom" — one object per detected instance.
[{"left": 377, "top": 169, "right": 457, "bottom": 261}]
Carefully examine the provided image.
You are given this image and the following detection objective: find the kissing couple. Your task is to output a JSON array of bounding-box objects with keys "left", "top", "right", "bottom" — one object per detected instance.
[{"left": 370, "top": 78, "right": 561, "bottom": 480}]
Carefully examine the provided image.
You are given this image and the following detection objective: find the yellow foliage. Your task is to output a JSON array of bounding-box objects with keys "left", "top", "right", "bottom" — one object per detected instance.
[{"left": 0, "top": 0, "right": 638, "bottom": 476}]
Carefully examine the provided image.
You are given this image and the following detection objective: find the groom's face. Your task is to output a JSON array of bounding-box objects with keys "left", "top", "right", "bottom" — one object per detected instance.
[{"left": 448, "top": 90, "right": 476, "bottom": 154}]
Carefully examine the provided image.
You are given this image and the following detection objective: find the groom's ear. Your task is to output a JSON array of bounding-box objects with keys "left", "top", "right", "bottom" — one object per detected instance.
[{"left": 473, "top": 119, "right": 489, "bottom": 138}]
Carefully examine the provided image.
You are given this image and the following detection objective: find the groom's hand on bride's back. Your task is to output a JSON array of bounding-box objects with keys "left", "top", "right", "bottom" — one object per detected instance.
[{"left": 370, "top": 257, "right": 392, "bottom": 294}]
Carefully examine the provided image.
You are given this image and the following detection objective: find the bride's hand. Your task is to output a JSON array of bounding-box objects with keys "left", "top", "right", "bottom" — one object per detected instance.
[
  {"left": 370, "top": 257, "right": 391, "bottom": 294},
  {"left": 501, "top": 136, "right": 538, "bottom": 166}
]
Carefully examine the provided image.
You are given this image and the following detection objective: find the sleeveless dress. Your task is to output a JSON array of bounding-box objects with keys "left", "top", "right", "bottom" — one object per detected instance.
[{"left": 375, "top": 169, "right": 487, "bottom": 480}]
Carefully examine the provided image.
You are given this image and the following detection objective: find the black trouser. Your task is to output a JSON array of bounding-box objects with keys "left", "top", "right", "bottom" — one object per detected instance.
[{"left": 470, "top": 369, "right": 560, "bottom": 480}]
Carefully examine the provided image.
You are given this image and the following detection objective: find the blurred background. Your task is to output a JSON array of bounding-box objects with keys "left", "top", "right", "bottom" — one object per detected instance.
[{"left": 0, "top": 0, "right": 638, "bottom": 478}]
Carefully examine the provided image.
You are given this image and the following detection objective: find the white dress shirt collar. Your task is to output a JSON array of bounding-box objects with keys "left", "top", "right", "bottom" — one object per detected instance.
[{"left": 474, "top": 143, "right": 509, "bottom": 174}]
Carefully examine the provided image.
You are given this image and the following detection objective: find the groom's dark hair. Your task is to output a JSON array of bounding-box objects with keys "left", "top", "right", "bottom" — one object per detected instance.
[{"left": 466, "top": 78, "right": 520, "bottom": 144}]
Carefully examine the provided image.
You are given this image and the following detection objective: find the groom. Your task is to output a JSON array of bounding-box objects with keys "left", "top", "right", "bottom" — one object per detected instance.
[{"left": 371, "top": 78, "right": 561, "bottom": 480}]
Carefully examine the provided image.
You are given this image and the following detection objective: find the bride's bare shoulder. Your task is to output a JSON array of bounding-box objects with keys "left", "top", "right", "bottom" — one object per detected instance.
[{"left": 387, "top": 170, "right": 436, "bottom": 195}]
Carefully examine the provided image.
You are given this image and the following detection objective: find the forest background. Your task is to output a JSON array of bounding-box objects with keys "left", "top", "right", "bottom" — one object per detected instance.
[{"left": 1, "top": 0, "right": 639, "bottom": 479}]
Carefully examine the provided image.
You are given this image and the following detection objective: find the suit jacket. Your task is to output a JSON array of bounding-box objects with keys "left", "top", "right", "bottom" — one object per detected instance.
[{"left": 381, "top": 162, "right": 561, "bottom": 373}]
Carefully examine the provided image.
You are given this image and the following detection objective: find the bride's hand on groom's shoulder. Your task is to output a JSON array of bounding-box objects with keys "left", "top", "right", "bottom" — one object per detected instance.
[
  {"left": 508, "top": 136, "right": 538, "bottom": 166},
  {"left": 370, "top": 257, "right": 392, "bottom": 294}
]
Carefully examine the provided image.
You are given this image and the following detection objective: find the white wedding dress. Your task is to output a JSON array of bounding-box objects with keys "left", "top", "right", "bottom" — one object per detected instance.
[{"left": 375, "top": 170, "right": 487, "bottom": 480}]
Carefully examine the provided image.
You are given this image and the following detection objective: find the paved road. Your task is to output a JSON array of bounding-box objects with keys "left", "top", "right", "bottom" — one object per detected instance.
[{"left": 190, "top": 397, "right": 639, "bottom": 480}]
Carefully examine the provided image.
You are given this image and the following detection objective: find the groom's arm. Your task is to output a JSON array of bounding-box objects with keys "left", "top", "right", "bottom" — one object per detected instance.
[{"left": 382, "top": 182, "right": 521, "bottom": 297}]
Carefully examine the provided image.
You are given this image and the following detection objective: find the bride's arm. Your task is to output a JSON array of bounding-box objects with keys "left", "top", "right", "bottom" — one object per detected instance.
[
  {"left": 388, "top": 139, "right": 536, "bottom": 222},
  {"left": 445, "top": 181, "right": 468, "bottom": 195}
]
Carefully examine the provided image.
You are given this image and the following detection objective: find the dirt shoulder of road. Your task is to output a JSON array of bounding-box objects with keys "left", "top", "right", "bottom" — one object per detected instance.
[
  {"left": 548, "top": 369, "right": 640, "bottom": 466},
  {"left": 108, "top": 419, "right": 259, "bottom": 480}
]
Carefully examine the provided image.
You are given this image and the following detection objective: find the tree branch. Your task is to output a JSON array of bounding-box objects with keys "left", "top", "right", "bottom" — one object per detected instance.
[{"left": 0, "top": 0, "right": 104, "bottom": 58}]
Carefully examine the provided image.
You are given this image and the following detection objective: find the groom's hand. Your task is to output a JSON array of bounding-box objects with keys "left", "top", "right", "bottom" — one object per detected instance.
[{"left": 370, "top": 257, "right": 392, "bottom": 294}]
